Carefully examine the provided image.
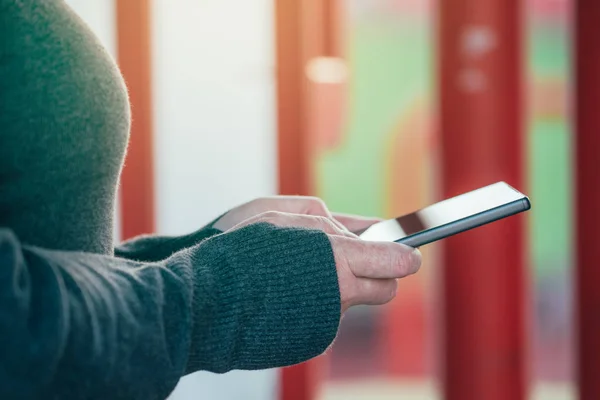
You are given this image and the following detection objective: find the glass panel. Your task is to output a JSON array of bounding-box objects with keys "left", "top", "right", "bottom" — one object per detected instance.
[
  {"left": 527, "top": 0, "right": 573, "bottom": 397},
  {"left": 318, "top": 0, "right": 574, "bottom": 399},
  {"left": 317, "top": 0, "right": 439, "bottom": 398}
]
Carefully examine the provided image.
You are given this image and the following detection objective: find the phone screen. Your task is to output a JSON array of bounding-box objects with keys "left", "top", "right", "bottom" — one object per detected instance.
[{"left": 359, "top": 182, "right": 529, "bottom": 244}]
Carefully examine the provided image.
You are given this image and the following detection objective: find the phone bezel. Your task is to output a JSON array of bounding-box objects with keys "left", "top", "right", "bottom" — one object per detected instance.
[{"left": 394, "top": 197, "right": 531, "bottom": 248}]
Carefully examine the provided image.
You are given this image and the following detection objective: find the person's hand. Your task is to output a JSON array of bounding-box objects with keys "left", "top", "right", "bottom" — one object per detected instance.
[
  {"left": 213, "top": 196, "right": 381, "bottom": 234},
  {"left": 229, "top": 212, "right": 421, "bottom": 313}
]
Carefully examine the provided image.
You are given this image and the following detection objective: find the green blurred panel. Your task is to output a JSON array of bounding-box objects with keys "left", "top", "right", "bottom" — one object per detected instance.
[
  {"left": 527, "top": 21, "right": 572, "bottom": 275},
  {"left": 529, "top": 22, "right": 570, "bottom": 77},
  {"left": 318, "top": 17, "right": 572, "bottom": 278},
  {"left": 317, "top": 21, "right": 431, "bottom": 217},
  {"left": 528, "top": 121, "right": 572, "bottom": 274}
]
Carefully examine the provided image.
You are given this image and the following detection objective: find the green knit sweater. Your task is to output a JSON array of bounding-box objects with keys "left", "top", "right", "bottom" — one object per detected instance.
[{"left": 0, "top": 1, "right": 340, "bottom": 399}]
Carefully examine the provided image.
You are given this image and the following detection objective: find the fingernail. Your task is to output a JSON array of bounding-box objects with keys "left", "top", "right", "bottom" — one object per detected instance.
[{"left": 411, "top": 249, "right": 422, "bottom": 270}]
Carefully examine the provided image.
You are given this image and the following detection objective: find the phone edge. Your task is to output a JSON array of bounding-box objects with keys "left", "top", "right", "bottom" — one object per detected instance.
[{"left": 395, "top": 198, "right": 530, "bottom": 248}]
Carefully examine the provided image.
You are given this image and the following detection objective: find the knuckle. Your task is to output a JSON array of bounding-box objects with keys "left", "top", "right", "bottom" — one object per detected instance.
[
  {"left": 258, "top": 211, "right": 281, "bottom": 222},
  {"left": 307, "top": 196, "right": 324, "bottom": 204},
  {"left": 308, "top": 196, "right": 328, "bottom": 211},
  {"left": 316, "top": 215, "right": 334, "bottom": 229}
]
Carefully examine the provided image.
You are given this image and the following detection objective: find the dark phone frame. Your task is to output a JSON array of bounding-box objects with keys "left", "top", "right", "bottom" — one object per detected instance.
[{"left": 395, "top": 198, "right": 531, "bottom": 248}]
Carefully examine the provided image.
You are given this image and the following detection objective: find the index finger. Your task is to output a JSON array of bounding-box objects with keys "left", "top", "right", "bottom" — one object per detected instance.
[
  {"left": 332, "top": 213, "right": 383, "bottom": 235},
  {"left": 330, "top": 236, "right": 422, "bottom": 279}
]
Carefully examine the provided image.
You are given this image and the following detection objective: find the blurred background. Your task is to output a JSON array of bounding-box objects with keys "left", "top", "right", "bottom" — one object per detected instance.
[{"left": 66, "top": 0, "right": 576, "bottom": 399}]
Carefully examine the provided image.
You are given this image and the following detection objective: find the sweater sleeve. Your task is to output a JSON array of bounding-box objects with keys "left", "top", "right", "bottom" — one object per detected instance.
[
  {"left": 0, "top": 223, "right": 341, "bottom": 400},
  {"left": 114, "top": 215, "right": 224, "bottom": 262}
]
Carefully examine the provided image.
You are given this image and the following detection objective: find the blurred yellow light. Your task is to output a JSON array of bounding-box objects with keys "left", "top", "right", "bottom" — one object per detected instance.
[{"left": 305, "top": 57, "right": 349, "bottom": 84}]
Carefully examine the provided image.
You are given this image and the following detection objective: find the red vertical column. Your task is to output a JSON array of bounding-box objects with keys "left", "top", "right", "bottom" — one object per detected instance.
[
  {"left": 116, "top": 0, "right": 156, "bottom": 239},
  {"left": 438, "top": 0, "right": 527, "bottom": 399},
  {"left": 275, "top": 2, "right": 328, "bottom": 400},
  {"left": 575, "top": 1, "right": 600, "bottom": 399},
  {"left": 276, "top": 1, "right": 346, "bottom": 399}
]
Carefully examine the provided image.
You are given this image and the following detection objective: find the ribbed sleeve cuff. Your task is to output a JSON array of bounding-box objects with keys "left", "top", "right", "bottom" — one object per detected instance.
[
  {"left": 114, "top": 226, "right": 222, "bottom": 262},
  {"left": 186, "top": 223, "right": 341, "bottom": 373}
]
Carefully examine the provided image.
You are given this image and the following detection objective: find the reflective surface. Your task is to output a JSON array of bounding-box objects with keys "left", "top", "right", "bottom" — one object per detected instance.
[{"left": 359, "top": 182, "right": 528, "bottom": 242}]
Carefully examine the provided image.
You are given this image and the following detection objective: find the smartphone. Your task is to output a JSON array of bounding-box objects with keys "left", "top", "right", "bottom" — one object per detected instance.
[{"left": 359, "top": 181, "right": 531, "bottom": 247}]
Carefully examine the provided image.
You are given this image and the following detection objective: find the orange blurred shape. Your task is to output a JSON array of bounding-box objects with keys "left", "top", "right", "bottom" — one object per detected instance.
[
  {"left": 306, "top": 57, "right": 348, "bottom": 152},
  {"left": 379, "top": 99, "right": 437, "bottom": 377},
  {"left": 530, "top": 79, "right": 566, "bottom": 119}
]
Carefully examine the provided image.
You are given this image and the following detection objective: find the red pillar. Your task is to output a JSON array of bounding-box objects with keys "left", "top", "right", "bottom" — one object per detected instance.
[
  {"left": 275, "top": 1, "right": 340, "bottom": 399},
  {"left": 116, "top": 0, "right": 156, "bottom": 239},
  {"left": 438, "top": 0, "right": 527, "bottom": 399},
  {"left": 575, "top": 1, "right": 600, "bottom": 399}
]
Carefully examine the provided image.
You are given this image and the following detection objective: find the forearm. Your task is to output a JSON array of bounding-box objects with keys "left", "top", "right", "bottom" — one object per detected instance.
[
  {"left": 0, "top": 223, "right": 341, "bottom": 399},
  {"left": 183, "top": 223, "right": 341, "bottom": 373},
  {"left": 1, "top": 229, "right": 194, "bottom": 399},
  {"left": 114, "top": 214, "right": 224, "bottom": 262}
]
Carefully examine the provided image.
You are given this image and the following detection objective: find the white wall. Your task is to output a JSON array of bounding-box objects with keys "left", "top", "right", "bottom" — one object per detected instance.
[
  {"left": 65, "top": 0, "right": 116, "bottom": 54},
  {"left": 151, "top": 0, "right": 278, "bottom": 399},
  {"left": 152, "top": 0, "right": 278, "bottom": 233},
  {"left": 65, "top": 1, "right": 279, "bottom": 399},
  {"left": 173, "top": 370, "right": 277, "bottom": 400}
]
